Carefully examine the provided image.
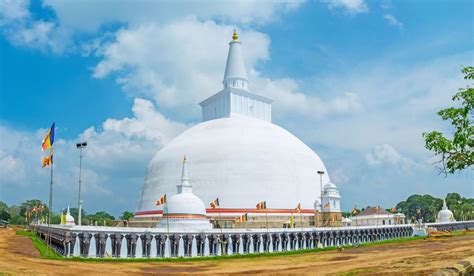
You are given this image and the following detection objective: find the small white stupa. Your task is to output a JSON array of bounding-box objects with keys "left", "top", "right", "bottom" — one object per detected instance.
[
  {"left": 65, "top": 206, "right": 76, "bottom": 226},
  {"left": 156, "top": 156, "right": 212, "bottom": 230},
  {"left": 436, "top": 199, "right": 456, "bottom": 223}
]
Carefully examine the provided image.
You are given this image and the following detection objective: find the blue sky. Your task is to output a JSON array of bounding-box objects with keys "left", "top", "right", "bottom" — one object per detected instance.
[{"left": 0, "top": 0, "right": 473, "bottom": 217}]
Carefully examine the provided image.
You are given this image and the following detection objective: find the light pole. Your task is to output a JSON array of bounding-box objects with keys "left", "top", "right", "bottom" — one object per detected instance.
[
  {"left": 317, "top": 170, "right": 324, "bottom": 227},
  {"left": 76, "top": 142, "right": 87, "bottom": 226}
]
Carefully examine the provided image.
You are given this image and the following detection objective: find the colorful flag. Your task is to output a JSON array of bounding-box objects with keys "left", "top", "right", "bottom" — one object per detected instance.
[
  {"left": 238, "top": 213, "right": 248, "bottom": 223},
  {"left": 42, "top": 149, "right": 53, "bottom": 167},
  {"left": 155, "top": 194, "right": 167, "bottom": 206},
  {"left": 256, "top": 201, "right": 267, "bottom": 209},
  {"left": 390, "top": 207, "right": 397, "bottom": 213},
  {"left": 41, "top": 122, "right": 55, "bottom": 151},
  {"left": 323, "top": 202, "right": 330, "bottom": 209},
  {"left": 210, "top": 198, "right": 220, "bottom": 209},
  {"left": 295, "top": 203, "right": 301, "bottom": 214},
  {"left": 60, "top": 212, "right": 66, "bottom": 225},
  {"left": 352, "top": 206, "right": 358, "bottom": 215}
]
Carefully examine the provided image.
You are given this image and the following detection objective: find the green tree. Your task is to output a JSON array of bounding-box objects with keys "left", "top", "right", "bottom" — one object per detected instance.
[
  {"left": 396, "top": 194, "right": 442, "bottom": 223},
  {"left": 0, "top": 210, "right": 11, "bottom": 221},
  {"left": 423, "top": 66, "right": 474, "bottom": 174},
  {"left": 120, "top": 211, "right": 134, "bottom": 221},
  {"left": 86, "top": 211, "right": 115, "bottom": 226},
  {"left": 0, "top": 201, "right": 8, "bottom": 211}
]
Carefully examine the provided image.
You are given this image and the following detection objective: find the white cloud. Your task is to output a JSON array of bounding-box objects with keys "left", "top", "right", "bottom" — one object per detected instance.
[
  {"left": 43, "top": 0, "right": 305, "bottom": 33},
  {"left": 0, "top": 0, "right": 304, "bottom": 54},
  {"left": 366, "top": 144, "right": 404, "bottom": 166},
  {"left": 92, "top": 18, "right": 361, "bottom": 120},
  {"left": 0, "top": 0, "right": 29, "bottom": 23},
  {"left": 321, "top": 0, "right": 368, "bottom": 14},
  {"left": 92, "top": 19, "right": 271, "bottom": 114},
  {"left": 384, "top": 14, "right": 403, "bottom": 29},
  {"left": 256, "top": 77, "right": 363, "bottom": 119},
  {"left": 0, "top": 0, "right": 69, "bottom": 53},
  {"left": 0, "top": 98, "right": 187, "bottom": 213}
]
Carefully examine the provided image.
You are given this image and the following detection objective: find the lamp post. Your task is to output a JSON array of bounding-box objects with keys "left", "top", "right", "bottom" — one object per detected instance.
[
  {"left": 76, "top": 142, "right": 87, "bottom": 226},
  {"left": 317, "top": 170, "right": 325, "bottom": 227}
]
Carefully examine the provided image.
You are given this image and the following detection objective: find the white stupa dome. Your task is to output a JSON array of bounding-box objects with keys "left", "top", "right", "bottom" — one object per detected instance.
[
  {"left": 135, "top": 31, "right": 330, "bottom": 217},
  {"left": 165, "top": 192, "right": 207, "bottom": 216},
  {"left": 323, "top": 182, "right": 341, "bottom": 198},
  {"left": 137, "top": 116, "right": 329, "bottom": 215},
  {"left": 156, "top": 157, "right": 212, "bottom": 230},
  {"left": 436, "top": 199, "right": 455, "bottom": 223},
  {"left": 65, "top": 206, "right": 75, "bottom": 226}
]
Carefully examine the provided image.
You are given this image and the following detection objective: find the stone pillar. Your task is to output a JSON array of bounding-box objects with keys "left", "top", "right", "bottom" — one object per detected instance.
[
  {"left": 78, "top": 233, "right": 92, "bottom": 257},
  {"left": 242, "top": 234, "right": 251, "bottom": 254},
  {"left": 311, "top": 232, "right": 319, "bottom": 248},
  {"left": 169, "top": 234, "right": 180, "bottom": 257},
  {"left": 231, "top": 234, "right": 240, "bottom": 255},
  {"left": 155, "top": 234, "right": 166, "bottom": 258},
  {"left": 304, "top": 232, "right": 311, "bottom": 249},
  {"left": 63, "top": 231, "right": 74, "bottom": 257},
  {"left": 195, "top": 234, "right": 205, "bottom": 257},
  {"left": 94, "top": 233, "right": 108, "bottom": 258},
  {"left": 208, "top": 234, "right": 218, "bottom": 256},
  {"left": 125, "top": 233, "right": 138, "bottom": 258},
  {"left": 69, "top": 233, "right": 76, "bottom": 256},
  {"left": 262, "top": 234, "right": 270, "bottom": 253},
  {"left": 297, "top": 232, "right": 304, "bottom": 249},
  {"left": 289, "top": 233, "right": 296, "bottom": 250},
  {"left": 182, "top": 234, "right": 193, "bottom": 257},
  {"left": 140, "top": 233, "right": 153, "bottom": 258},
  {"left": 271, "top": 233, "right": 280, "bottom": 252},
  {"left": 219, "top": 234, "right": 229, "bottom": 256},
  {"left": 110, "top": 233, "right": 124, "bottom": 258},
  {"left": 251, "top": 234, "right": 261, "bottom": 253},
  {"left": 280, "top": 233, "right": 288, "bottom": 251}
]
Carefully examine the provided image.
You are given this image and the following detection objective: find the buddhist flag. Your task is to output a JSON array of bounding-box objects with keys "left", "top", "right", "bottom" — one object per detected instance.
[
  {"left": 256, "top": 201, "right": 267, "bottom": 210},
  {"left": 323, "top": 202, "right": 330, "bottom": 209},
  {"left": 239, "top": 213, "right": 248, "bottom": 223},
  {"left": 352, "top": 206, "right": 358, "bottom": 215},
  {"left": 155, "top": 194, "right": 167, "bottom": 206},
  {"left": 42, "top": 148, "right": 53, "bottom": 167},
  {"left": 41, "top": 122, "right": 55, "bottom": 151},
  {"left": 210, "top": 198, "right": 220, "bottom": 209},
  {"left": 295, "top": 203, "right": 301, "bottom": 214}
]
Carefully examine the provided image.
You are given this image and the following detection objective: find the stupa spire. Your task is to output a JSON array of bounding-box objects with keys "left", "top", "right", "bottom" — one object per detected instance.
[
  {"left": 181, "top": 155, "right": 189, "bottom": 182},
  {"left": 177, "top": 155, "right": 192, "bottom": 193},
  {"left": 223, "top": 29, "right": 248, "bottom": 90},
  {"left": 442, "top": 199, "right": 447, "bottom": 210}
]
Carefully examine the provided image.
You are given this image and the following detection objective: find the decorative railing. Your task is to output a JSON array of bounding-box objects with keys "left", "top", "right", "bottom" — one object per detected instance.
[
  {"left": 426, "top": 221, "right": 474, "bottom": 231},
  {"left": 29, "top": 224, "right": 423, "bottom": 258}
]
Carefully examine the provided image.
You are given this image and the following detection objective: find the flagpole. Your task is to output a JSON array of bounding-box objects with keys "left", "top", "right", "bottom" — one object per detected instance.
[
  {"left": 165, "top": 203, "right": 169, "bottom": 236},
  {"left": 47, "top": 158, "right": 53, "bottom": 256},
  {"left": 265, "top": 211, "right": 268, "bottom": 233},
  {"left": 300, "top": 212, "right": 303, "bottom": 233}
]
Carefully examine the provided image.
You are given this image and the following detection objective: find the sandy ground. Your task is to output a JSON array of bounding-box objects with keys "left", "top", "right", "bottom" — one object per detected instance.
[{"left": 0, "top": 228, "right": 473, "bottom": 275}]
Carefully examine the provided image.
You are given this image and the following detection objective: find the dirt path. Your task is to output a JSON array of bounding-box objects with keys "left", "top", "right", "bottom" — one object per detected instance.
[{"left": 1, "top": 228, "right": 473, "bottom": 275}]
